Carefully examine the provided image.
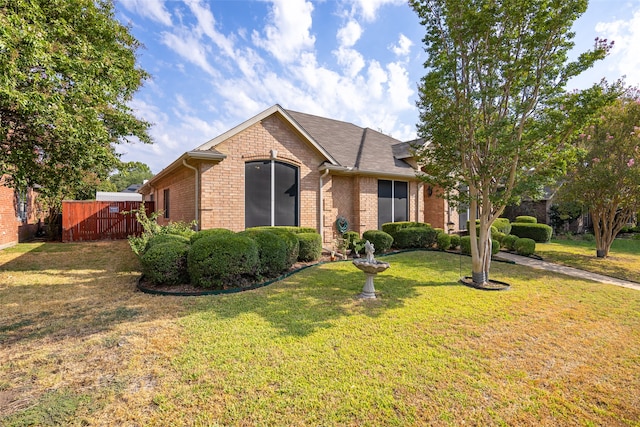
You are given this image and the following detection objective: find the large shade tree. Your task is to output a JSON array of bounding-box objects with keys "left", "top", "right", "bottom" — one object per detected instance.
[
  {"left": 557, "top": 90, "right": 640, "bottom": 257},
  {"left": 0, "top": 0, "right": 151, "bottom": 210},
  {"left": 409, "top": 0, "right": 617, "bottom": 287}
]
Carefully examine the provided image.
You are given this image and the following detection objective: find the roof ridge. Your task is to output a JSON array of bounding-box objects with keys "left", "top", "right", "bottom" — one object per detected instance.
[{"left": 354, "top": 128, "right": 367, "bottom": 170}]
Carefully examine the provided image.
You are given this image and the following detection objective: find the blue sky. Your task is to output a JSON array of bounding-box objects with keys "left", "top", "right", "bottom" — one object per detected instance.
[{"left": 114, "top": 0, "right": 640, "bottom": 173}]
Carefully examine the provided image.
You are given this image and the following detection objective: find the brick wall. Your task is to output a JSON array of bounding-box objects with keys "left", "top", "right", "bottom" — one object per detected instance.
[
  {"left": 147, "top": 167, "right": 196, "bottom": 226},
  {"left": 201, "top": 114, "right": 325, "bottom": 232},
  {"left": 0, "top": 176, "right": 40, "bottom": 248}
]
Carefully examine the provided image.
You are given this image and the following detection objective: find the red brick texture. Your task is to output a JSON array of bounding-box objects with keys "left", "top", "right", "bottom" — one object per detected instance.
[{"left": 1, "top": 176, "right": 40, "bottom": 248}]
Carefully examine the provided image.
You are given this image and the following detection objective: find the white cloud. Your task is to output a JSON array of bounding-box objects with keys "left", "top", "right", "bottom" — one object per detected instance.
[
  {"left": 350, "top": 0, "right": 406, "bottom": 22},
  {"left": 252, "top": 0, "right": 316, "bottom": 63},
  {"left": 333, "top": 47, "right": 365, "bottom": 77},
  {"left": 595, "top": 8, "right": 640, "bottom": 86},
  {"left": 390, "top": 33, "right": 413, "bottom": 57},
  {"left": 118, "top": 0, "right": 172, "bottom": 26},
  {"left": 186, "top": 0, "right": 235, "bottom": 58},
  {"left": 337, "top": 20, "right": 362, "bottom": 48},
  {"left": 161, "top": 30, "right": 217, "bottom": 76},
  {"left": 386, "top": 62, "right": 414, "bottom": 110}
]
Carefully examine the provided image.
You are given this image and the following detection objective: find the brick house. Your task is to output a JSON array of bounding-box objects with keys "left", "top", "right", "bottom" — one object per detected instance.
[
  {"left": 139, "top": 105, "right": 458, "bottom": 244},
  {"left": 0, "top": 175, "right": 40, "bottom": 249}
]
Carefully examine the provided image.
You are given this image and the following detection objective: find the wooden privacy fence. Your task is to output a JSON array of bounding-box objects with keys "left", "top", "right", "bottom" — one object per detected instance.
[{"left": 62, "top": 201, "right": 154, "bottom": 242}]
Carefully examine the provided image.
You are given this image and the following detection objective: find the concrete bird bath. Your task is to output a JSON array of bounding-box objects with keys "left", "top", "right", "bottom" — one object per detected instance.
[{"left": 352, "top": 240, "right": 390, "bottom": 299}]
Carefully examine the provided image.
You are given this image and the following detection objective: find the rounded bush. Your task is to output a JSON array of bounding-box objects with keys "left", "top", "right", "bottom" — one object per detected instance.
[
  {"left": 238, "top": 229, "right": 288, "bottom": 277},
  {"left": 394, "top": 227, "right": 435, "bottom": 249},
  {"left": 460, "top": 236, "right": 500, "bottom": 255},
  {"left": 510, "top": 223, "right": 553, "bottom": 243},
  {"left": 493, "top": 231, "right": 506, "bottom": 245},
  {"left": 436, "top": 232, "right": 451, "bottom": 251},
  {"left": 515, "top": 238, "right": 536, "bottom": 256},
  {"left": 515, "top": 215, "right": 537, "bottom": 224},
  {"left": 449, "top": 234, "right": 461, "bottom": 250},
  {"left": 190, "top": 228, "right": 234, "bottom": 244},
  {"left": 502, "top": 234, "right": 519, "bottom": 251},
  {"left": 297, "top": 232, "right": 322, "bottom": 262},
  {"left": 460, "top": 236, "right": 472, "bottom": 255},
  {"left": 141, "top": 241, "right": 189, "bottom": 285},
  {"left": 491, "top": 239, "right": 500, "bottom": 255},
  {"left": 145, "top": 234, "right": 190, "bottom": 253},
  {"left": 362, "top": 230, "right": 393, "bottom": 253},
  {"left": 249, "top": 226, "right": 316, "bottom": 234},
  {"left": 188, "top": 234, "right": 259, "bottom": 289},
  {"left": 247, "top": 227, "right": 300, "bottom": 266},
  {"left": 493, "top": 218, "right": 512, "bottom": 235}
]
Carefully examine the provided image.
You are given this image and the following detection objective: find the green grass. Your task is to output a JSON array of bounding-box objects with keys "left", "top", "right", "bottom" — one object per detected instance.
[
  {"left": 1, "top": 242, "right": 639, "bottom": 426},
  {"left": 536, "top": 238, "right": 640, "bottom": 283}
]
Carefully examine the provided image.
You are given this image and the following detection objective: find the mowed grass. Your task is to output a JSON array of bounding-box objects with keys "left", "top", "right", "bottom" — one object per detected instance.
[
  {"left": 536, "top": 238, "right": 640, "bottom": 283},
  {"left": 1, "top": 242, "right": 639, "bottom": 426}
]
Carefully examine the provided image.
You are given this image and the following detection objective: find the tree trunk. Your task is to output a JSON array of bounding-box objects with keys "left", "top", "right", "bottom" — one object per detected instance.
[{"left": 469, "top": 194, "right": 492, "bottom": 286}]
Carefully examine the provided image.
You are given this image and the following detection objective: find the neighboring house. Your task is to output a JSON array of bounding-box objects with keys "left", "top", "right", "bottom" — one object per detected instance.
[
  {"left": 0, "top": 175, "right": 40, "bottom": 249},
  {"left": 139, "top": 105, "right": 458, "bottom": 244}
]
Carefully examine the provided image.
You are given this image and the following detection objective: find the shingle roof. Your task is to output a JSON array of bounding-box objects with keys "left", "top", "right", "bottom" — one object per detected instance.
[{"left": 285, "top": 109, "right": 416, "bottom": 177}]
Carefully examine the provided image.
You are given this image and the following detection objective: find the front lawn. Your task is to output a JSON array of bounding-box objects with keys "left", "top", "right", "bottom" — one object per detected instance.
[
  {"left": 1, "top": 241, "right": 639, "bottom": 426},
  {"left": 536, "top": 238, "right": 640, "bottom": 283}
]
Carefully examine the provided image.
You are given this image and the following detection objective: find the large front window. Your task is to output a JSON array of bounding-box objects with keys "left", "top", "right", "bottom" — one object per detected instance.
[
  {"left": 245, "top": 160, "right": 299, "bottom": 228},
  {"left": 378, "top": 180, "right": 408, "bottom": 228}
]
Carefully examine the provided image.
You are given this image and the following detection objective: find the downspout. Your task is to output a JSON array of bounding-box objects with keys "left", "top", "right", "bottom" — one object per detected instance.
[
  {"left": 182, "top": 159, "right": 200, "bottom": 230},
  {"left": 319, "top": 168, "right": 330, "bottom": 244}
]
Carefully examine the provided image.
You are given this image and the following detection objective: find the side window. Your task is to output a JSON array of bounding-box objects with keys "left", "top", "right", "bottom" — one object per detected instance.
[
  {"left": 378, "top": 180, "right": 408, "bottom": 228},
  {"left": 163, "top": 189, "right": 170, "bottom": 219}
]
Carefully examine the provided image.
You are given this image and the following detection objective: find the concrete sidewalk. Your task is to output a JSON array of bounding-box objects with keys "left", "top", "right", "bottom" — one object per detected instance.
[{"left": 496, "top": 251, "right": 640, "bottom": 292}]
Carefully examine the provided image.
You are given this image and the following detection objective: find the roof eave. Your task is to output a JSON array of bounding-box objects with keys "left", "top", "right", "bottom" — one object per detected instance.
[
  {"left": 319, "top": 164, "right": 423, "bottom": 181},
  {"left": 138, "top": 151, "right": 226, "bottom": 194}
]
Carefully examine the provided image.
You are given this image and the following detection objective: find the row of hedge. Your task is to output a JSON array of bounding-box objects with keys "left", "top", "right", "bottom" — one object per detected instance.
[{"left": 139, "top": 226, "right": 323, "bottom": 289}]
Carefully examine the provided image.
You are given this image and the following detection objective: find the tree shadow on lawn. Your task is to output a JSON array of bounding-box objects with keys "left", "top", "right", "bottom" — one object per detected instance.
[
  {"left": 0, "top": 241, "right": 179, "bottom": 346},
  {"left": 188, "top": 251, "right": 464, "bottom": 338}
]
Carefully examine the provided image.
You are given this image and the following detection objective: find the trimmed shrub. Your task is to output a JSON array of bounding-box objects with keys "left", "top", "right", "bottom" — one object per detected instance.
[
  {"left": 515, "top": 238, "right": 536, "bottom": 256},
  {"left": 493, "top": 218, "right": 512, "bottom": 235},
  {"left": 238, "top": 230, "right": 288, "bottom": 277},
  {"left": 449, "top": 234, "right": 461, "bottom": 250},
  {"left": 493, "top": 231, "right": 506, "bottom": 245},
  {"left": 141, "top": 241, "right": 189, "bottom": 285},
  {"left": 460, "top": 236, "right": 500, "bottom": 255},
  {"left": 190, "top": 228, "right": 234, "bottom": 244},
  {"left": 297, "top": 232, "right": 322, "bottom": 262},
  {"left": 394, "top": 227, "right": 437, "bottom": 249},
  {"left": 436, "top": 232, "right": 451, "bottom": 251},
  {"left": 502, "top": 234, "right": 519, "bottom": 251},
  {"left": 510, "top": 223, "right": 553, "bottom": 243},
  {"left": 460, "top": 236, "right": 472, "bottom": 255},
  {"left": 247, "top": 227, "right": 299, "bottom": 266},
  {"left": 362, "top": 230, "right": 393, "bottom": 253},
  {"left": 381, "top": 221, "right": 430, "bottom": 241},
  {"left": 343, "top": 231, "right": 360, "bottom": 249},
  {"left": 250, "top": 226, "right": 316, "bottom": 234},
  {"left": 188, "top": 234, "right": 259, "bottom": 289},
  {"left": 515, "top": 215, "right": 537, "bottom": 224},
  {"left": 491, "top": 239, "right": 500, "bottom": 255},
  {"left": 145, "top": 234, "right": 190, "bottom": 253}
]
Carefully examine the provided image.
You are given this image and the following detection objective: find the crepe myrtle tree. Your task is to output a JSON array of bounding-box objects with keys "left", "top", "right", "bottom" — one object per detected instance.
[
  {"left": 0, "top": 0, "right": 151, "bottom": 205},
  {"left": 409, "top": 0, "right": 618, "bottom": 286},
  {"left": 558, "top": 90, "right": 640, "bottom": 258}
]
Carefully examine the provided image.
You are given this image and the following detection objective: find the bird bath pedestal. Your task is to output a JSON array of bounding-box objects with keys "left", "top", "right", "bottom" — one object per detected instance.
[{"left": 352, "top": 241, "right": 390, "bottom": 299}]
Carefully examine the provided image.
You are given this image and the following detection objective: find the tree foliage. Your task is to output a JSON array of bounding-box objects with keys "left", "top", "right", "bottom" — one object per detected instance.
[
  {"left": 410, "top": 0, "right": 615, "bottom": 285},
  {"left": 0, "top": 0, "right": 151, "bottom": 204},
  {"left": 108, "top": 161, "right": 154, "bottom": 192},
  {"left": 557, "top": 90, "right": 640, "bottom": 257}
]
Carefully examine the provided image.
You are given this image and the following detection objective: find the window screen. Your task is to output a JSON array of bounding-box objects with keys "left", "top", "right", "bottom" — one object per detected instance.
[{"left": 245, "top": 160, "right": 299, "bottom": 228}]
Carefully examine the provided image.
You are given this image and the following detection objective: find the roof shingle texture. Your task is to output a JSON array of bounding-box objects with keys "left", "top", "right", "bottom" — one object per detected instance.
[{"left": 286, "top": 109, "right": 415, "bottom": 177}]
